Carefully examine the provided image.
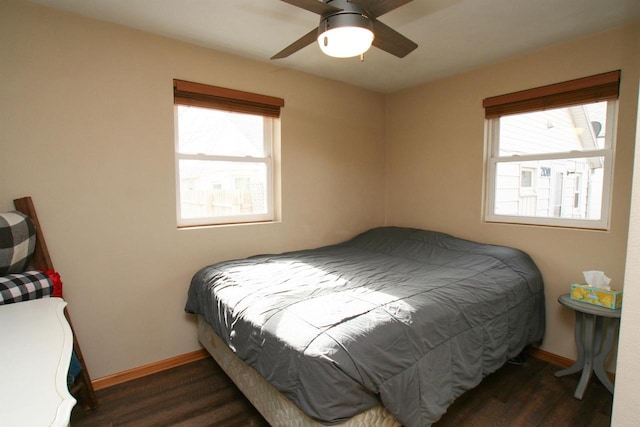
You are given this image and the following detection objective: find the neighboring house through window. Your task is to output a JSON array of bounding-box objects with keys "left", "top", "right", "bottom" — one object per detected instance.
[
  {"left": 483, "top": 71, "right": 620, "bottom": 229},
  {"left": 173, "top": 80, "right": 283, "bottom": 227}
]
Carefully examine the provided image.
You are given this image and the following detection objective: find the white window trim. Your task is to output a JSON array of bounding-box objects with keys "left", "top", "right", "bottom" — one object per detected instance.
[{"left": 484, "top": 100, "right": 618, "bottom": 230}]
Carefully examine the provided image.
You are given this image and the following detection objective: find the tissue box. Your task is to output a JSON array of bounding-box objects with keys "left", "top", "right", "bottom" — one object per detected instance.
[{"left": 570, "top": 284, "right": 623, "bottom": 309}]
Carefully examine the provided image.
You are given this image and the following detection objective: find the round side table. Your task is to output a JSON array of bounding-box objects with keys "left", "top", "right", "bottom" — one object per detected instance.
[{"left": 554, "top": 293, "right": 621, "bottom": 399}]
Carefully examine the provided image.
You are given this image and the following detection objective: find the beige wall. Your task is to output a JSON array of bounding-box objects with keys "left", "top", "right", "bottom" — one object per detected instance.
[
  {"left": 612, "top": 82, "right": 640, "bottom": 426},
  {"left": 385, "top": 23, "right": 640, "bottom": 369},
  {"left": 0, "top": 0, "right": 386, "bottom": 378}
]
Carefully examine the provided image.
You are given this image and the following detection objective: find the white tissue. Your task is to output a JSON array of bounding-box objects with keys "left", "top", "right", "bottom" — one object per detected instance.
[{"left": 583, "top": 270, "right": 611, "bottom": 290}]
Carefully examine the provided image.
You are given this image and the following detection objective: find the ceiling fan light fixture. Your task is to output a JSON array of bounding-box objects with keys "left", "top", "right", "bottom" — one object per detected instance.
[
  {"left": 317, "top": 12, "right": 374, "bottom": 58},
  {"left": 273, "top": 0, "right": 417, "bottom": 60}
]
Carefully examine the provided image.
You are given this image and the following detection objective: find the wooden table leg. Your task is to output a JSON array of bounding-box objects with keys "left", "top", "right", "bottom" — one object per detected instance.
[
  {"left": 555, "top": 311, "right": 586, "bottom": 377},
  {"left": 573, "top": 312, "right": 596, "bottom": 399},
  {"left": 593, "top": 318, "right": 619, "bottom": 394}
]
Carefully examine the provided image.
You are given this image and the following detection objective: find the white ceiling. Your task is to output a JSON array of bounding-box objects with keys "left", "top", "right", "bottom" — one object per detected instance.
[{"left": 27, "top": 0, "right": 640, "bottom": 93}]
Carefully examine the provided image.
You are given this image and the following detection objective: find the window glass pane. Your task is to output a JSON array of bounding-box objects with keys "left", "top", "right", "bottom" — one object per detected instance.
[
  {"left": 177, "top": 105, "right": 265, "bottom": 157},
  {"left": 178, "top": 160, "right": 269, "bottom": 220},
  {"left": 499, "top": 102, "right": 608, "bottom": 156},
  {"left": 494, "top": 157, "right": 603, "bottom": 220},
  {"left": 520, "top": 169, "right": 533, "bottom": 188}
]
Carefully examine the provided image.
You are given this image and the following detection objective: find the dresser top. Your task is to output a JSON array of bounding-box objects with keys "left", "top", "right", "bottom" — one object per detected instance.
[{"left": 0, "top": 298, "right": 76, "bottom": 427}]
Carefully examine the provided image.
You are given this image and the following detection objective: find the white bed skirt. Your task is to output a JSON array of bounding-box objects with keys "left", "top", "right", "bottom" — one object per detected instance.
[{"left": 197, "top": 315, "right": 401, "bottom": 427}]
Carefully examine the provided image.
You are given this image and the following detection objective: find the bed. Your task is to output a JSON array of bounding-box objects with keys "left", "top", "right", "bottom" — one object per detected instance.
[{"left": 185, "top": 226, "right": 545, "bottom": 426}]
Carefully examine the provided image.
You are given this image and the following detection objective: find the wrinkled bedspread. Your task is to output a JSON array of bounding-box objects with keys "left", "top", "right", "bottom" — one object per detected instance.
[{"left": 185, "top": 227, "right": 545, "bottom": 426}]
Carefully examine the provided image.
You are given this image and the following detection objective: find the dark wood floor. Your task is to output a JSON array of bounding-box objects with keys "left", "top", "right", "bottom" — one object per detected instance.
[{"left": 71, "top": 355, "right": 612, "bottom": 427}]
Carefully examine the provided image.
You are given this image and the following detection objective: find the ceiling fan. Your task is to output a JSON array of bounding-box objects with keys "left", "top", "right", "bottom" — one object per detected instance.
[{"left": 272, "top": 0, "right": 418, "bottom": 59}]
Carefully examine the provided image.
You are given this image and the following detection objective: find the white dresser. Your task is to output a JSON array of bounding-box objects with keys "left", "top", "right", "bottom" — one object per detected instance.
[{"left": 0, "top": 297, "right": 76, "bottom": 427}]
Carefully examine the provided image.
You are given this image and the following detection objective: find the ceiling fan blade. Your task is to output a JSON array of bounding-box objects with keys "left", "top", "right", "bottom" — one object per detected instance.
[
  {"left": 353, "top": 0, "right": 413, "bottom": 18},
  {"left": 271, "top": 27, "right": 319, "bottom": 59},
  {"left": 280, "top": 0, "right": 342, "bottom": 15},
  {"left": 371, "top": 19, "right": 417, "bottom": 58}
]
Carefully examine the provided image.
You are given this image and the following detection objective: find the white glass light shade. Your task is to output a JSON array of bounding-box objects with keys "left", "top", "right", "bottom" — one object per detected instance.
[{"left": 317, "top": 26, "right": 374, "bottom": 58}]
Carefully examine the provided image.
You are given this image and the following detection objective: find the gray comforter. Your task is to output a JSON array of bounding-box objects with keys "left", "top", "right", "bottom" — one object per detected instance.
[{"left": 185, "top": 227, "right": 545, "bottom": 426}]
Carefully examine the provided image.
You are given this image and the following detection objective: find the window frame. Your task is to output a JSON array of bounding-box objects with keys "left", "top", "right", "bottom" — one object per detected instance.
[
  {"left": 173, "top": 80, "right": 283, "bottom": 228},
  {"left": 483, "top": 71, "right": 620, "bottom": 230}
]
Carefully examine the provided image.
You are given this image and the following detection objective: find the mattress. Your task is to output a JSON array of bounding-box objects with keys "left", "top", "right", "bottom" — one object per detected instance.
[
  {"left": 198, "top": 316, "right": 401, "bottom": 427},
  {"left": 186, "top": 227, "right": 545, "bottom": 426}
]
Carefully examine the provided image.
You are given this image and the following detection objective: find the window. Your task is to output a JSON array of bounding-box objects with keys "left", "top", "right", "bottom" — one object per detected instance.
[
  {"left": 483, "top": 71, "right": 620, "bottom": 229},
  {"left": 520, "top": 168, "right": 534, "bottom": 189},
  {"left": 173, "top": 79, "right": 283, "bottom": 227}
]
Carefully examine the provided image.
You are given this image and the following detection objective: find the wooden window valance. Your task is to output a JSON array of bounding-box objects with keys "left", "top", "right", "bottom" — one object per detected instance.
[
  {"left": 173, "top": 79, "right": 284, "bottom": 118},
  {"left": 482, "top": 70, "right": 621, "bottom": 119}
]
